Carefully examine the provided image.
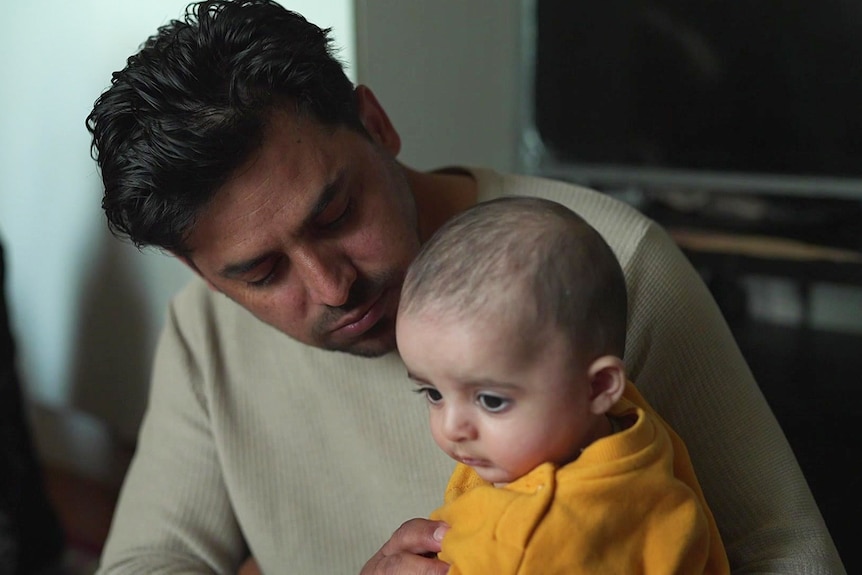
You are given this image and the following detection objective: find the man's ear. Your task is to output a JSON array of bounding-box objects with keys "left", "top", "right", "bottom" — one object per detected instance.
[
  {"left": 586, "top": 355, "right": 627, "bottom": 415},
  {"left": 355, "top": 85, "right": 401, "bottom": 155},
  {"left": 172, "top": 252, "right": 220, "bottom": 292}
]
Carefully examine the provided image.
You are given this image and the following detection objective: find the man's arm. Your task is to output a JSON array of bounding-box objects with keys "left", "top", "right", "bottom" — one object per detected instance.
[
  {"left": 621, "top": 221, "right": 845, "bottom": 574},
  {"left": 97, "top": 301, "right": 246, "bottom": 574}
]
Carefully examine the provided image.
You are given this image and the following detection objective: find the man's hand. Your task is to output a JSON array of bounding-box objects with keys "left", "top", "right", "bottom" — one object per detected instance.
[
  {"left": 238, "top": 557, "right": 262, "bottom": 574},
  {"left": 361, "top": 518, "right": 450, "bottom": 575}
]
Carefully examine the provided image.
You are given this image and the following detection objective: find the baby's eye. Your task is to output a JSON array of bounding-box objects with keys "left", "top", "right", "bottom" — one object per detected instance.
[
  {"left": 414, "top": 386, "right": 443, "bottom": 405},
  {"left": 477, "top": 393, "right": 511, "bottom": 413}
]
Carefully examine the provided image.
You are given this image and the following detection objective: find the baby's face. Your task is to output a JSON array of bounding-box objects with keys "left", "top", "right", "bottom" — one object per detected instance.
[{"left": 396, "top": 310, "right": 605, "bottom": 485}]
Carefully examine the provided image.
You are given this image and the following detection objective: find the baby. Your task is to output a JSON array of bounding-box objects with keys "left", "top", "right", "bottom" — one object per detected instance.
[{"left": 396, "top": 196, "right": 729, "bottom": 574}]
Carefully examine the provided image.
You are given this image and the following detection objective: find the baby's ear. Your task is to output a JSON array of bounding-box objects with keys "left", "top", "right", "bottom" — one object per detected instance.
[{"left": 586, "top": 355, "right": 626, "bottom": 415}]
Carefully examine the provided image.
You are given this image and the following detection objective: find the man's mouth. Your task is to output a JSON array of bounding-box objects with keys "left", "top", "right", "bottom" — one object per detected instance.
[{"left": 329, "top": 290, "right": 388, "bottom": 338}]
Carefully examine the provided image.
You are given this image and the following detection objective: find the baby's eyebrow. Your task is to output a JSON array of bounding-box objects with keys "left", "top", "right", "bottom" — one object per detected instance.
[
  {"left": 461, "top": 379, "right": 520, "bottom": 391},
  {"left": 406, "top": 371, "right": 429, "bottom": 384}
]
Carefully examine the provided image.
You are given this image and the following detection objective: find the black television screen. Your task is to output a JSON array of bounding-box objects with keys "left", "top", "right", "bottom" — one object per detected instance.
[{"left": 528, "top": 0, "right": 862, "bottom": 200}]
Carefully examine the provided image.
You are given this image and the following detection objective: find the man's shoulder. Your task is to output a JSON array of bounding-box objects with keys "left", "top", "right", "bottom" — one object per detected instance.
[
  {"left": 473, "top": 168, "right": 648, "bottom": 224},
  {"left": 470, "top": 168, "right": 661, "bottom": 262}
]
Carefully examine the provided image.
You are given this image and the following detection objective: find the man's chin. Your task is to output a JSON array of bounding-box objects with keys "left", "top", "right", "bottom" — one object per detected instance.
[
  {"left": 327, "top": 338, "right": 396, "bottom": 358},
  {"left": 337, "top": 344, "right": 394, "bottom": 359},
  {"left": 323, "top": 322, "right": 397, "bottom": 358}
]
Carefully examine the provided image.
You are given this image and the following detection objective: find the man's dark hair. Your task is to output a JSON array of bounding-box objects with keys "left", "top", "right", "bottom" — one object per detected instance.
[{"left": 86, "top": 0, "right": 360, "bottom": 254}]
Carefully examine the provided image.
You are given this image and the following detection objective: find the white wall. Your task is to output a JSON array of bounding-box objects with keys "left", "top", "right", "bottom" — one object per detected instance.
[
  {"left": 0, "top": 0, "right": 355, "bottom": 446},
  {"left": 356, "top": 0, "right": 522, "bottom": 173}
]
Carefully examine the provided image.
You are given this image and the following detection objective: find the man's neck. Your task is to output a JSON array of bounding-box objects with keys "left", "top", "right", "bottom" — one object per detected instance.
[{"left": 405, "top": 166, "right": 479, "bottom": 242}]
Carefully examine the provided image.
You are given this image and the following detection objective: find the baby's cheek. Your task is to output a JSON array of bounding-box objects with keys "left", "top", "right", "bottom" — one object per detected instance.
[{"left": 429, "top": 417, "right": 449, "bottom": 452}]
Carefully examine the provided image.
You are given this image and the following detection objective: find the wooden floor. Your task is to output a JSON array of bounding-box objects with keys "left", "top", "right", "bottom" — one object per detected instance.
[
  {"left": 43, "top": 467, "right": 119, "bottom": 555},
  {"left": 42, "top": 465, "right": 120, "bottom": 574}
]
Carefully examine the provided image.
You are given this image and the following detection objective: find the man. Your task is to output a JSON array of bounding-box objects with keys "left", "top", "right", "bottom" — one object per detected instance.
[{"left": 87, "top": 1, "right": 844, "bottom": 574}]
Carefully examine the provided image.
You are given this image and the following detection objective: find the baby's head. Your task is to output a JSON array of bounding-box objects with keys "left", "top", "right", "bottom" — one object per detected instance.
[{"left": 396, "top": 196, "right": 629, "bottom": 484}]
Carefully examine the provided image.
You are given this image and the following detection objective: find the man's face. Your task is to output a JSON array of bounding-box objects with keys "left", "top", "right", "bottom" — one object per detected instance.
[
  {"left": 397, "top": 310, "right": 605, "bottom": 485},
  {"left": 185, "top": 99, "right": 420, "bottom": 357}
]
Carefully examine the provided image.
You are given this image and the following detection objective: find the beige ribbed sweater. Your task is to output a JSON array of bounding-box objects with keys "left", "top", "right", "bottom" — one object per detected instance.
[{"left": 98, "top": 168, "right": 845, "bottom": 574}]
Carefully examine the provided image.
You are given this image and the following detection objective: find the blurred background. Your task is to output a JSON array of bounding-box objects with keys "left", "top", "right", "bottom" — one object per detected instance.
[{"left": 1, "top": 0, "right": 859, "bottom": 572}]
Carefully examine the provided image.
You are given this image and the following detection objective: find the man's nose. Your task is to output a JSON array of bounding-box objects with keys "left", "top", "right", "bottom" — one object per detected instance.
[
  {"left": 441, "top": 405, "right": 478, "bottom": 443},
  {"left": 293, "top": 245, "right": 356, "bottom": 307}
]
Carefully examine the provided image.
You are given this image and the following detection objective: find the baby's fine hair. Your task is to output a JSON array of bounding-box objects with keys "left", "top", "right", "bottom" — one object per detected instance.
[{"left": 400, "top": 197, "right": 628, "bottom": 360}]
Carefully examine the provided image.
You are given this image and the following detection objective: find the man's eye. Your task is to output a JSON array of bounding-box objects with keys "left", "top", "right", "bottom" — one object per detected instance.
[
  {"left": 319, "top": 196, "right": 352, "bottom": 229},
  {"left": 246, "top": 262, "right": 281, "bottom": 288},
  {"left": 247, "top": 270, "right": 276, "bottom": 287},
  {"left": 414, "top": 386, "right": 443, "bottom": 405},
  {"left": 477, "top": 394, "right": 511, "bottom": 413}
]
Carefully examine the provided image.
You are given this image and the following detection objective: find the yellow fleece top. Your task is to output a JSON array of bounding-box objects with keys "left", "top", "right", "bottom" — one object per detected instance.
[{"left": 430, "top": 384, "right": 729, "bottom": 575}]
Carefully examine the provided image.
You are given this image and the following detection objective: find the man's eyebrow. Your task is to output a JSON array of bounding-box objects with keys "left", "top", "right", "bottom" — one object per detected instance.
[
  {"left": 217, "top": 169, "right": 348, "bottom": 279},
  {"left": 302, "top": 169, "right": 346, "bottom": 228}
]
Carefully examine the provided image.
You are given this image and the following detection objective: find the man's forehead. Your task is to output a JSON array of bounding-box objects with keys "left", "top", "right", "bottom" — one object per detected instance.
[
  {"left": 223, "top": 112, "right": 337, "bottom": 203},
  {"left": 184, "top": 121, "right": 346, "bottom": 267}
]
